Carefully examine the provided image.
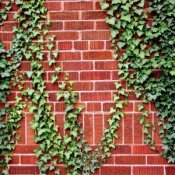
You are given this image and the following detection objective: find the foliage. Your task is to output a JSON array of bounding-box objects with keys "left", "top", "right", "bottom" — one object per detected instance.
[
  {"left": 101, "top": 0, "right": 175, "bottom": 163},
  {"left": 1, "top": 0, "right": 175, "bottom": 174},
  {"left": 0, "top": 0, "right": 127, "bottom": 174}
]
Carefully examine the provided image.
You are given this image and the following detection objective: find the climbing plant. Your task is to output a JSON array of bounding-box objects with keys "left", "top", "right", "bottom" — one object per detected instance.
[
  {"left": 0, "top": 0, "right": 126, "bottom": 174},
  {"left": 101, "top": 0, "right": 175, "bottom": 163},
  {"left": 1, "top": 0, "right": 175, "bottom": 174}
]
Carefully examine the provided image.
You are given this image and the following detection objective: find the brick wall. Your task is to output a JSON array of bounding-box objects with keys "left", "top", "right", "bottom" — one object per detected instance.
[{"left": 1, "top": 0, "right": 175, "bottom": 175}]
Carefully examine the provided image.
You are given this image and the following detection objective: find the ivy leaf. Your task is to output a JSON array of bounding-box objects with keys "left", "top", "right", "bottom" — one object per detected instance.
[
  {"left": 137, "top": 104, "right": 144, "bottom": 111},
  {"left": 46, "top": 43, "right": 54, "bottom": 50},
  {"left": 116, "top": 101, "right": 123, "bottom": 109},
  {"left": 106, "top": 17, "right": 116, "bottom": 26},
  {"left": 55, "top": 67, "right": 61, "bottom": 73},
  {"left": 0, "top": 59, "right": 7, "bottom": 68},
  {"left": 52, "top": 51, "right": 59, "bottom": 58},
  {"left": 114, "top": 83, "right": 122, "bottom": 89},
  {"left": 100, "top": 1, "right": 109, "bottom": 10},
  {"left": 56, "top": 92, "right": 64, "bottom": 101},
  {"left": 121, "top": 15, "right": 131, "bottom": 22},
  {"left": 139, "top": 117, "right": 145, "bottom": 124},
  {"left": 51, "top": 74, "right": 58, "bottom": 84},
  {"left": 117, "top": 42, "right": 125, "bottom": 49},
  {"left": 48, "top": 58, "right": 55, "bottom": 66},
  {"left": 59, "top": 82, "right": 66, "bottom": 90},
  {"left": 113, "top": 94, "right": 119, "bottom": 101}
]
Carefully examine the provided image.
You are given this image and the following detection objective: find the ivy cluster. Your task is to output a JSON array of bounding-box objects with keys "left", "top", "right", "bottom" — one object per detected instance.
[
  {"left": 0, "top": 0, "right": 61, "bottom": 174},
  {"left": 101, "top": 0, "right": 175, "bottom": 163},
  {"left": 0, "top": 1, "right": 25, "bottom": 174},
  {"left": 0, "top": 0, "right": 128, "bottom": 174}
]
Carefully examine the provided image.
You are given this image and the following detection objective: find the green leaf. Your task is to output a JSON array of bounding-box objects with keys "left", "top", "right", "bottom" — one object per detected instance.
[
  {"left": 48, "top": 58, "right": 55, "bottom": 66},
  {"left": 114, "top": 83, "right": 122, "bottom": 89},
  {"left": 52, "top": 51, "right": 59, "bottom": 58},
  {"left": 51, "top": 74, "right": 58, "bottom": 84},
  {"left": 106, "top": 17, "right": 116, "bottom": 26},
  {"left": 100, "top": 1, "right": 109, "bottom": 10},
  {"left": 59, "top": 82, "right": 66, "bottom": 90},
  {"left": 56, "top": 93, "right": 64, "bottom": 101}
]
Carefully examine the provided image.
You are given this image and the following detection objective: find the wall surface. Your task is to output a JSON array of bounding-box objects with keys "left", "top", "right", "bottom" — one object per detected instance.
[{"left": 1, "top": 0, "right": 175, "bottom": 174}]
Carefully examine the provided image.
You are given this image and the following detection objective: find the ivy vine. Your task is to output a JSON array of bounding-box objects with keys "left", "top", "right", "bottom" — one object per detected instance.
[{"left": 101, "top": 0, "right": 175, "bottom": 163}]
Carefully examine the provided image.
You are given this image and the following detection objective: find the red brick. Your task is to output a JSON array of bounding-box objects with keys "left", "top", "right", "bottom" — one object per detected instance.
[
  {"left": 83, "top": 51, "right": 112, "bottom": 60},
  {"left": 18, "top": 118, "right": 26, "bottom": 144},
  {"left": 95, "top": 2, "right": 102, "bottom": 10},
  {"left": 112, "top": 71, "right": 120, "bottom": 80},
  {"left": 90, "top": 41, "right": 104, "bottom": 50},
  {"left": 59, "top": 52, "right": 81, "bottom": 60},
  {"left": 65, "top": 21, "right": 94, "bottom": 30},
  {"left": 124, "top": 114, "right": 133, "bottom": 144},
  {"left": 96, "top": 21, "right": 110, "bottom": 30},
  {"left": 101, "top": 166, "right": 131, "bottom": 175},
  {"left": 55, "top": 114, "right": 65, "bottom": 136},
  {"left": 21, "top": 155, "right": 36, "bottom": 164},
  {"left": 73, "top": 82, "right": 93, "bottom": 91},
  {"left": 63, "top": 61, "right": 93, "bottom": 71},
  {"left": 133, "top": 167, "right": 164, "bottom": 175},
  {"left": 10, "top": 156, "right": 20, "bottom": 164},
  {"left": 58, "top": 42, "right": 72, "bottom": 50},
  {"left": 80, "top": 71, "right": 110, "bottom": 80},
  {"left": 46, "top": 82, "right": 58, "bottom": 91},
  {"left": 95, "top": 82, "right": 115, "bottom": 90},
  {"left": 0, "top": 22, "right": 17, "bottom": 31},
  {"left": 5, "top": 12, "right": 14, "bottom": 21},
  {"left": 51, "top": 32, "right": 79, "bottom": 40},
  {"left": 134, "top": 114, "right": 143, "bottom": 144},
  {"left": 166, "top": 167, "right": 175, "bottom": 175},
  {"left": 45, "top": 2, "right": 61, "bottom": 11},
  {"left": 82, "top": 11, "right": 106, "bottom": 20},
  {"left": 81, "top": 92, "right": 111, "bottom": 101},
  {"left": 92, "top": 168, "right": 100, "bottom": 175},
  {"left": 0, "top": 32, "right": 13, "bottom": 41},
  {"left": 115, "top": 156, "right": 146, "bottom": 164},
  {"left": 14, "top": 145, "right": 37, "bottom": 154},
  {"left": 49, "top": 12, "right": 79, "bottom": 20},
  {"left": 82, "top": 31, "right": 110, "bottom": 40},
  {"left": 94, "top": 114, "right": 103, "bottom": 143},
  {"left": 74, "top": 41, "right": 88, "bottom": 50},
  {"left": 55, "top": 103, "right": 65, "bottom": 112},
  {"left": 84, "top": 114, "right": 93, "bottom": 144},
  {"left": 64, "top": 2, "right": 93, "bottom": 10},
  {"left": 87, "top": 103, "right": 101, "bottom": 112},
  {"left": 105, "top": 156, "right": 115, "bottom": 164},
  {"left": 10, "top": 3, "right": 18, "bottom": 11},
  {"left": 95, "top": 61, "right": 118, "bottom": 70},
  {"left": 147, "top": 156, "right": 168, "bottom": 164},
  {"left": 112, "top": 145, "right": 131, "bottom": 154},
  {"left": 9, "top": 166, "right": 39, "bottom": 174},
  {"left": 154, "top": 114, "right": 162, "bottom": 144},
  {"left": 7, "top": 92, "right": 16, "bottom": 101},
  {"left": 150, "top": 102, "right": 158, "bottom": 111},
  {"left": 133, "top": 145, "right": 162, "bottom": 154},
  {"left": 50, "top": 21, "right": 63, "bottom": 30},
  {"left": 2, "top": 42, "right": 11, "bottom": 50}
]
